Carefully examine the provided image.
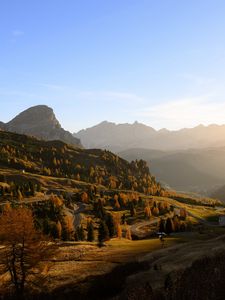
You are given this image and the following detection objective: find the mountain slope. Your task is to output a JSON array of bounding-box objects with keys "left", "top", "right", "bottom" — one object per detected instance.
[
  {"left": 119, "top": 148, "right": 225, "bottom": 192},
  {"left": 0, "top": 121, "right": 5, "bottom": 130},
  {"left": 3, "top": 105, "right": 82, "bottom": 148},
  {"left": 210, "top": 185, "right": 225, "bottom": 202},
  {"left": 0, "top": 130, "right": 162, "bottom": 195},
  {"left": 75, "top": 122, "right": 225, "bottom": 151}
]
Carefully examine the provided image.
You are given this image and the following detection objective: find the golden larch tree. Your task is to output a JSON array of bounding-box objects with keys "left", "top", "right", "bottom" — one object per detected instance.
[{"left": 0, "top": 207, "right": 55, "bottom": 299}]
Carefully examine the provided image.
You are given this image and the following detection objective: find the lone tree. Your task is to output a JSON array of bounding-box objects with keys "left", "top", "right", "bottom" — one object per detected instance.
[
  {"left": 78, "top": 224, "right": 85, "bottom": 241},
  {"left": 87, "top": 221, "right": 95, "bottom": 242},
  {"left": 98, "top": 220, "right": 109, "bottom": 247},
  {"left": 165, "top": 217, "right": 174, "bottom": 235},
  {"left": 158, "top": 218, "right": 165, "bottom": 233},
  {"left": 0, "top": 206, "right": 55, "bottom": 299},
  {"left": 105, "top": 213, "right": 115, "bottom": 238}
]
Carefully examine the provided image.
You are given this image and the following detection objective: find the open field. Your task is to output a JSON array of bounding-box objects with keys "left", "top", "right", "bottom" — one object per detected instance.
[
  {"left": 40, "top": 228, "right": 225, "bottom": 299},
  {"left": 0, "top": 236, "right": 182, "bottom": 298},
  {"left": 48, "top": 237, "right": 180, "bottom": 288}
]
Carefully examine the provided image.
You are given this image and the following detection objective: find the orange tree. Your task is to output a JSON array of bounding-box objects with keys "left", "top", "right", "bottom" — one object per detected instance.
[{"left": 0, "top": 206, "right": 56, "bottom": 299}]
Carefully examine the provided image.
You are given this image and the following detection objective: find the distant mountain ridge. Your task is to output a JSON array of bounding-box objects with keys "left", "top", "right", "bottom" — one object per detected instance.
[
  {"left": 119, "top": 147, "right": 225, "bottom": 194},
  {"left": 210, "top": 184, "right": 225, "bottom": 201},
  {"left": 75, "top": 120, "right": 225, "bottom": 194},
  {"left": 75, "top": 121, "right": 225, "bottom": 152},
  {"left": 1, "top": 105, "right": 82, "bottom": 148}
]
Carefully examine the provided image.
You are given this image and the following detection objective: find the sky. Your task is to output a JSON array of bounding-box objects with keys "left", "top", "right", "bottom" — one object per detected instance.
[{"left": 1, "top": 0, "right": 225, "bottom": 132}]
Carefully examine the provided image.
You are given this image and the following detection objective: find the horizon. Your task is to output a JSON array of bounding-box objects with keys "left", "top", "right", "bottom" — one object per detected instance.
[
  {"left": 1, "top": 103, "right": 225, "bottom": 134},
  {"left": 1, "top": 1, "right": 225, "bottom": 131}
]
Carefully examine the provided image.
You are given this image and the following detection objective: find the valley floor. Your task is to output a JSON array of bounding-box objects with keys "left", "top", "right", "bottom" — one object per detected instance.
[
  {"left": 35, "top": 228, "right": 225, "bottom": 299},
  {"left": 50, "top": 237, "right": 179, "bottom": 285}
]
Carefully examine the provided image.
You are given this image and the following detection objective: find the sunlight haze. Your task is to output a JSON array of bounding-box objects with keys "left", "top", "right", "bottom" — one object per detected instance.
[{"left": 1, "top": 0, "right": 225, "bottom": 131}]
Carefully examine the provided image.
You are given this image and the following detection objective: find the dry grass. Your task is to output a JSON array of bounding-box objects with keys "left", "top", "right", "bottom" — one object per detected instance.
[
  {"left": 123, "top": 232, "right": 225, "bottom": 292},
  {"left": 46, "top": 230, "right": 225, "bottom": 293},
  {"left": 46, "top": 237, "right": 180, "bottom": 290}
]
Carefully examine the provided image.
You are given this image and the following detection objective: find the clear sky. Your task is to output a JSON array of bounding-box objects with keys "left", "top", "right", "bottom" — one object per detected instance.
[{"left": 1, "top": 0, "right": 225, "bottom": 132}]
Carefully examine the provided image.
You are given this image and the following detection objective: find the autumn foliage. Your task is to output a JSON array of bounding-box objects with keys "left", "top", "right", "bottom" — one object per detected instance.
[{"left": 0, "top": 207, "right": 55, "bottom": 299}]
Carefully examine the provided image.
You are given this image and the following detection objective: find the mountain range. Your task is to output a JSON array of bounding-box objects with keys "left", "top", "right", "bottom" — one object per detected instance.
[
  {"left": 74, "top": 121, "right": 225, "bottom": 196},
  {"left": 2, "top": 105, "right": 225, "bottom": 197},
  {"left": 75, "top": 121, "right": 225, "bottom": 152},
  {"left": 0, "top": 105, "right": 82, "bottom": 148},
  {"left": 3, "top": 107, "right": 225, "bottom": 154}
]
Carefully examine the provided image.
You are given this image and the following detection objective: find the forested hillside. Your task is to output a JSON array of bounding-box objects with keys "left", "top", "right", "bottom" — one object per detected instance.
[
  {"left": 119, "top": 147, "right": 225, "bottom": 193},
  {"left": 0, "top": 131, "right": 163, "bottom": 195}
]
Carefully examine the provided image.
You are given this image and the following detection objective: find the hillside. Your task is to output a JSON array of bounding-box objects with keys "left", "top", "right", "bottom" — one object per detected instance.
[
  {"left": 75, "top": 121, "right": 225, "bottom": 152},
  {"left": 119, "top": 148, "right": 225, "bottom": 193},
  {"left": 0, "top": 131, "right": 224, "bottom": 300},
  {"left": 210, "top": 185, "right": 225, "bottom": 202},
  {"left": 0, "top": 130, "right": 162, "bottom": 195},
  {"left": 1, "top": 105, "right": 82, "bottom": 148},
  {"left": 0, "top": 121, "right": 5, "bottom": 130}
]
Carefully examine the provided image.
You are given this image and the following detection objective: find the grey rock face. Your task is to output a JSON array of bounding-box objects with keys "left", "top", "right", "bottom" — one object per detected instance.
[
  {"left": 4, "top": 105, "right": 82, "bottom": 147},
  {"left": 0, "top": 121, "right": 5, "bottom": 130}
]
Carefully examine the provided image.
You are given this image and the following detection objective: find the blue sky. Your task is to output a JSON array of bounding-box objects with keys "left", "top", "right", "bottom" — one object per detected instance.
[{"left": 1, "top": 0, "right": 225, "bottom": 132}]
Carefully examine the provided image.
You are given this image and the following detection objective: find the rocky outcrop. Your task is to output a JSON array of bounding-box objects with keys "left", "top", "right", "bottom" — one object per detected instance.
[
  {"left": 0, "top": 121, "right": 5, "bottom": 130},
  {"left": 4, "top": 105, "right": 82, "bottom": 147}
]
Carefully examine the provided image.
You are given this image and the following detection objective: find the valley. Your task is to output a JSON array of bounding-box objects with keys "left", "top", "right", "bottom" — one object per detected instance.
[
  {"left": 0, "top": 108, "right": 225, "bottom": 299},
  {"left": 119, "top": 147, "right": 225, "bottom": 195},
  {"left": 75, "top": 121, "right": 225, "bottom": 196},
  {"left": 0, "top": 156, "right": 224, "bottom": 299}
]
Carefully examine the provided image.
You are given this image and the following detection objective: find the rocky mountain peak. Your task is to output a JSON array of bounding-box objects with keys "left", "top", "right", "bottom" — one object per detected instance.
[
  {"left": 4, "top": 105, "right": 82, "bottom": 148},
  {"left": 7, "top": 105, "right": 60, "bottom": 131}
]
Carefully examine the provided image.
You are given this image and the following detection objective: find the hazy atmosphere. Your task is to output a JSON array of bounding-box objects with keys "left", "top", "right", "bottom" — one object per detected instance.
[
  {"left": 1, "top": 2, "right": 225, "bottom": 300},
  {"left": 1, "top": 0, "right": 225, "bottom": 131}
]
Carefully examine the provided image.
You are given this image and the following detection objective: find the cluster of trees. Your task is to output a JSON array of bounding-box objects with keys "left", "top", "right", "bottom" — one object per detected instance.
[
  {"left": 111, "top": 193, "right": 143, "bottom": 210},
  {"left": 40, "top": 154, "right": 163, "bottom": 195},
  {"left": 0, "top": 179, "right": 41, "bottom": 201},
  {"left": 97, "top": 215, "right": 132, "bottom": 246},
  {"left": 0, "top": 143, "right": 38, "bottom": 172},
  {"left": 75, "top": 192, "right": 134, "bottom": 245},
  {"left": 30, "top": 192, "right": 119, "bottom": 244},
  {"left": 31, "top": 194, "right": 68, "bottom": 240},
  {"left": 158, "top": 215, "right": 187, "bottom": 235},
  {"left": 144, "top": 201, "right": 173, "bottom": 219},
  {"left": 72, "top": 212, "right": 125, "bottom": 246},
  {"left": 112, "top": 194, "right": 174, "bottom": 217},
  {"left": 96, "top": 194, "right": 174, "bottom": 221},
  {"left": 93, "top": 192, "right": 144, "bottom": 220},
  {"left": 92, "top": 196, "right": 133, "bottom": 245}
]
